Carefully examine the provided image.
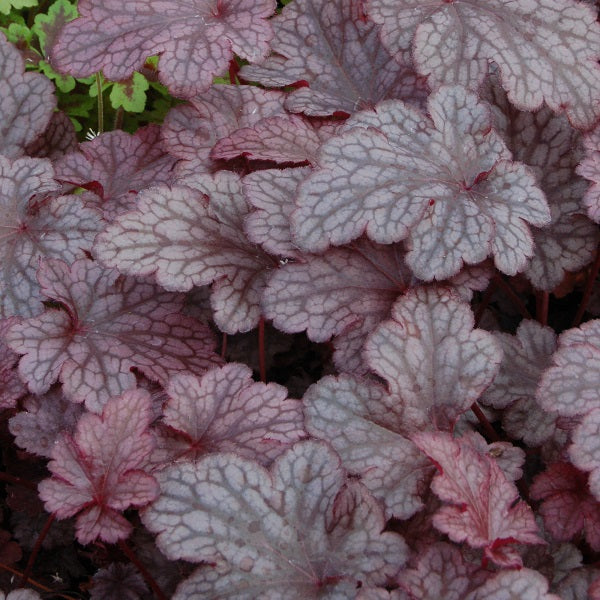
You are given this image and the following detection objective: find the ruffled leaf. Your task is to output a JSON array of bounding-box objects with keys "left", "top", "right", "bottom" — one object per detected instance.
[
  {"left": 304, "top": 374, "right": 429, "bottom": 519},
  {"left": 578, "top": 125, "right": 600, "bottom": 223},
  {"left": 9, "top": 387, "right": 83, "bottom": 458},
  {"left": 397, "top": 542, "right": 482, "bottom": 600},
  {"left": 0, "top": 317, "right": 27, "bottom": 409},
  {"left": 366, "top": 0, "right": 600, "bottom": 129},
  {"left": 0, "top": 156, "right": 103, "bottom": 319},
  {"left": 481, "top": 320, "right": 559, "bottom": 446},
  {"left": 38, "top": 388, "right": 159, "bottom": 544},
  {"left": 25, "top": 110, "right": 78, "bottom": 161},
  {"left": 414, "top": 431, "right": 544, "bottom": 567},
  {"left": 465, "top": 568, "right": 559, "bottom": 600},
  {"left": 531, "top": 462, "right": 600, "bottom": 550},
  {"left": 152, "top": 363, "right": 304, "bottom": 467},
  {"left": 364, "top": 287, "right": 502, "bottom": 430},
  {"left": 51, "top": 0, "right": 276, "bottom": 98},
  {"left": 5, "top": 258, "right": 220, "bottom": 413},
  {"left": 0, "top": 33, "right": 55, "bottom": 158},
  {"left": 54, "top": 126, "right": 176, "bottom": 221},
  {"left": 537, "top": 320, "right": 600, "bottom": 417},
  {"left": 293, "top": 86, "right": 550, "bottom": 280},
  {"left": 487, "top": 82, "right": 599, "bottom": 290},
  {"left": 211, "top": 114, "right": 323, "bottom": 165},
  {"left": 162, "top": 85, "right": 285, "bottom": 177},
  {"left": 94, "top": 172, "right": 275, "bottom": 334},
  {"left": 143, "top": 441, "right": 408, "bottom": 597},
  {"left": 240, "top": 0, "right": 427, "bottom": 117},
  {"left": 243, "top": 167, "right": 309, "bottom": 257}
]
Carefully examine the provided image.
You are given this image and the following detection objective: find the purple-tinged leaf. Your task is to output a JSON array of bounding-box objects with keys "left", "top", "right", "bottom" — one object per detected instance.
[
  {"left": 303, "top": 374, "right": 430, "bottom": 519},
  {"left": 240, "top": 0, "right": 428, "bottom": 117},
  {"left": 94, "top": 173, "right": 276, "bottom": 334},
  {"left": 462, "top": 431, "right": 525, "bottom": 482},
  {"left": 0, "top": 317, "right": 27, "bottom": 409},
  {"left": 264, "top": 240, "right": 409, "bottom": 344},
  {"left": 481, "top": 320, "right": 561, "bottom": 446},
  {"left": 537, "top": 320, "right": 600, "bottom": 418},
  {"left": 356, "top": 589, "right": 408, "bottom": 600},
  {"left": 162, "top": 85, "right": 285, "bottom": 178},
  {"left": 50, "top": 0, "right": 276, "bottom": 98},
  {"left": 570, "top": 408, "right": 600, "bottom": 501},
  {"left": 143, "top": 441, "right": 407, "bottom": 596},
  {"left": 366, "top": 0, "right": 600, "bottom": 129},
  {"left": 9, "top": 387, "right": 83, "bottom": 458},
  {"left": 244, "top": 167, "right": 309, "bottom": 257},
  {"left": 397, "top": 542, "right": 483, "bottom": 600},
  {"left": 5, "top": 258, "right": 221, "bottom": 413},
  {"left": 364, "top": 287, "right": 502, "bottom": 430},
  {"left": 294, "top": 86, "right": 550, "bottom": 280},
  {"left": 556, "top": 568, "right": 600, "bottom": 600},
  {"left": 211, "top": 114, "right": 322, "bottom": 165},
  {"left": 0, "top": 591, "right": 42, "bottom": 600},
  {"left": 531, "top": 462, "right": 600, "bottom": 550},
  {"left": 152, "top": 363, "right": 304, "bottom": 467},
  {"left": 54, "top": 126, "right": 177, "bottom": 221},
  {"left": 0, "top": 156, "right": 104, "bottom": 319},
  {"left": 91, "top": 563, "right": 148, "bottom": 600},
  {"left": 483, "top": 321, "right": 556, "bottom": 401},
  {"left": 38, "top": 388, "right": 158, "bottom": 545},
  {"left": 466, "top": 568, "right": 560, "bottom": 600},
  {"left": 487, "top": 83, "right": 599, "bottom": 290},
  {"left": 0, "top": 33, "right": 55, "bottom": 158},
  {"left": 578, "top": 126, "right": 600, "bottom": 223},
  {"left": 263, "top": 240, "right": 412, "bottom": 374},
  {"left": 414, "top": 431, "right": 544, "bottom": 568},
  {"left": 25, "top": 111, "right": 78, "bottom": 161}
]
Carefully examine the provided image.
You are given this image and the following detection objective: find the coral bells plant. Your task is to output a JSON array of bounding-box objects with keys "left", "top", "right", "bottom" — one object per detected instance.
[{"left": 5, "top": 0, "right": 600, "bottom": 598}]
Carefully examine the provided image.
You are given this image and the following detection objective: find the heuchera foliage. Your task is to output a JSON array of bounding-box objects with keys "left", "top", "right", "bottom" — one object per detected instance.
[{"left": 3, "top": 0, "right": 600, "bottom": 597}]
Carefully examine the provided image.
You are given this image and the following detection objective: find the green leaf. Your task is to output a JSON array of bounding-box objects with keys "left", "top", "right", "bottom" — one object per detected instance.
[
  {"left": 109, "top": 72, "right": 149, "bottom": 112},
  {"left": 0, "top": 0, "right": 38, "bottom": 15},
  {"left": 39, "top": 60, "right": 75, "bottom": 92},
  {"left": 2, "top": 22, "right": 32, "bottom": 45},
  {"left": 33, "top": 0, "right": 77, "bottom": 56}
]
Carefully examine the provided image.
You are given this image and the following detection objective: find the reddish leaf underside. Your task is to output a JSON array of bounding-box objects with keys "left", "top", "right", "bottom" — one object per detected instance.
[
  {"left": 413, "top": 431, "right": 544, "bottom": 567},
  {"left": 38, "top": 388, "right": 159, "bottom": 544}
]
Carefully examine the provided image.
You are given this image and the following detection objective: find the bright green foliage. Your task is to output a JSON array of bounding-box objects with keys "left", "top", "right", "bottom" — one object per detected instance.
[
  {"left": 39, "top": 59, "right": 75, "bottom": 92},
  {"left": 109, "top": 72, "right": 149, "bottom": 112},
  {"left": 2, "top": 21, "right": 31, "bottom": 44},
  {"left": 0, "top": 0, "right": 37, "bottom": 16},
  {"left": 33, "top": 0, "right": 77, "bottom": 57}
]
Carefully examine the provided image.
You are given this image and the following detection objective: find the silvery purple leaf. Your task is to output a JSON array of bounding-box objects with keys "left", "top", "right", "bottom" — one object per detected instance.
[
  {"left": 366, "top": 0, "right": 600, "bottom": 129},
  {"left": 0, "top": 33, "right": 55, "bottom": 158},
  {"left": 51, "top": 0, "right": 276, "bottom": 98},
  {"left": 241, "top": 0, "right": 427, "bottom": 117},
  {"left": 294, "top": 86, "right": 550, "bottom": 280}
]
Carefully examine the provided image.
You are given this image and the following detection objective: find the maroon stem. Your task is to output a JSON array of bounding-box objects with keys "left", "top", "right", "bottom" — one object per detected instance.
[
  {"left": 258, "top": 316, "right": 266, "bottom": 383},
  {"left": 474, "top": 277, "right": 498, "bottom": 327},
  {"left": 572, "top": 244, "right": 600, "bottom": 328},
  {"left": 492, "top": 274, "right": 532, "bottom": 320},
  {"left": 536, "top": 291, "right": 549, "bottom": 326},
  {"left": 20, "top": 513, "right": 55, "bottom": 588},
  {"left": 220, "top": 332, "right": 228, "bottom": 360},
  {"left": 470, "top": 403, "right": 500, "bottom": 442},
  {"left": 228, "top": 58, "right": 240, "bottom": 85},
  {"left": 118, "top": 539, "right": 167, "bottom": 600}
]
